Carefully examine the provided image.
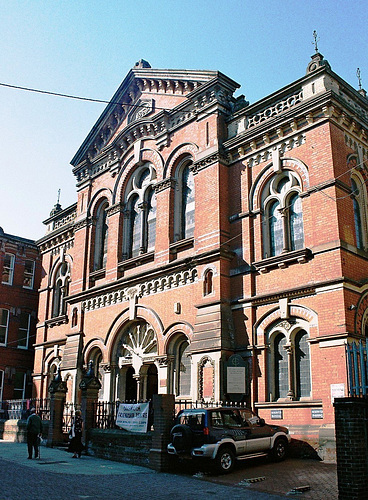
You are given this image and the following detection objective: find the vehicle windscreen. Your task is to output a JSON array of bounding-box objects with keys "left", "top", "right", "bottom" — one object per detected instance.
[{"left": 178, "top": 412, "right": 205, "bottom": 430}]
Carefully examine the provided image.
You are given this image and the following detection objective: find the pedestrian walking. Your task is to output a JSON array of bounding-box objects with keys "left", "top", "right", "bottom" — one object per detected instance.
[
  {"left": 68, "top": 410, "right": 84, "bottom": 458},
  {"left": 26, "top": 407, "right": 43, "bottom": 459}
]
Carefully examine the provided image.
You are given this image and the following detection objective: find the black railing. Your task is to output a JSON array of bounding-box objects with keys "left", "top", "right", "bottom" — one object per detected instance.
[
  {"left": 92, "top": 400, "right": 151, "bottom": 429},
  {"left": 0, "top": 398, "right": 50, "bottom": 420},
  {"left": 346, "top": 340, "right": 368, "bottom": 397},
  {"left": 62, "top": 402, "right": 77, "bottom": 433}
]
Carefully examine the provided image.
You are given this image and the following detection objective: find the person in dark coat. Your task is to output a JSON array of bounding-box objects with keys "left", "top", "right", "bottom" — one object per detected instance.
[
  {"left": 68, "top": 410, "right": 84, "bottom": 458},
  {"left": 26, "top": 407, "right": 43, "bottom": 459}
]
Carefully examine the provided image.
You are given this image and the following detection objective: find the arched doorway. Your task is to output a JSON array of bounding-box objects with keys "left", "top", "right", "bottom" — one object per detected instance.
[
  {"left": 125, "top": 366, "right": 137, "bottom": 401},
  {"left": 114, "top": 320, "right": 158, "bottom": 401},
  {"left": 146, "top": 364, "right": 158, "bottom": 400}
]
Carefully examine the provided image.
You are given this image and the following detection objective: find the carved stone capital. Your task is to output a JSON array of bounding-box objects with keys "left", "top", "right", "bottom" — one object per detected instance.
[{"left": 155, "top": 178, "right": 176, "bottom": 193}]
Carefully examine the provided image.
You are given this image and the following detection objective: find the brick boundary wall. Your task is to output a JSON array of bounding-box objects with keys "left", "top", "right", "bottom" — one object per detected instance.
[{"left": 334, "top": 397, "right": 368, "bottom": 500}]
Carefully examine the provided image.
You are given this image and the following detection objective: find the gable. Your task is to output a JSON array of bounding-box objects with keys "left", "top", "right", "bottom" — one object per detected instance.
[{"left": 70, "top": 60, "right": 226, "bottom": 168}]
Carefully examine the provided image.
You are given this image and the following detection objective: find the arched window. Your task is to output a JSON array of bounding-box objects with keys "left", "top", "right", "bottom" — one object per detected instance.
[
  {"left": 289, "top": 193, "right": 304, "bottom": 251},
  {"left": 262, "top": 170, "right": 304, "bottom": 258},
  {"left": 182, "top": 164, "right": 195, "bottom": 239},
  {"left": 123, "top": 164, "right": 157, "bottom": 260},
  {"left": 93, "top": 201, "right": 109, "bottom": 270},
  {"left": 274, "top": 333, "right": 288, "bottom": 400},
  {"left": 130, "top": 195, "right": 141, "bottom": 258},
  {"left": 52, "top": 262, "right": 70, "bottom": 318},
  {"left": 268, "top": 325, "right": 311, "bottom": 401},
  {"left": 268, "top": 200, "right": 283, "bottom": 256},
  {"left": 174, "top": 159, "right": 195, "bottom": 242},
  {"left": 295, "top": 330, "right": 311, "bottom": 398},
  {"left": 146, "top": 189, "right": 157, "bottom": 253},
  {"left": 351, "top": 174, "right": 368, "bottom": 250},
  {"left": 203, "top": 269, "right": 213, "bottom": 296},
  {"left": 168, "top": 335, "right": 191, "bottom": 397}
]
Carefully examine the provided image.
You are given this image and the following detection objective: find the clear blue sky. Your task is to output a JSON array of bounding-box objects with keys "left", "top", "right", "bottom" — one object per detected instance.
[{"left": 1, "top": 0, "right": 367, "bottom": 240}]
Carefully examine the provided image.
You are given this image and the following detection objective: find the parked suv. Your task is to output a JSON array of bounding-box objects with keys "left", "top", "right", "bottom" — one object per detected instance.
[{"left": 167, "top": 407, "right": 291, "bottom": 473}]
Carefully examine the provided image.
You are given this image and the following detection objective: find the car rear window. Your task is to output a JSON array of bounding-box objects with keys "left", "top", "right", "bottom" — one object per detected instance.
[{"left": 178, "top": 411, "right": 205, "bottom": 430}]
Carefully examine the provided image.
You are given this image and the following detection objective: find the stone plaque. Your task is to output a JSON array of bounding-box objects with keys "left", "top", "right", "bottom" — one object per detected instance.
[{"left": 227, "top": 367, "right": 246, "bottom": 393}]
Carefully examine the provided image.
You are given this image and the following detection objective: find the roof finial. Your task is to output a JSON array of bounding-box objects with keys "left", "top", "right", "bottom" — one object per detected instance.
[
  {"left": 57, "top": 188, "right": 61, "bottom": 205},
  {"left": 357, "top": 68, "right": 362, "bottom": 91},
  {"left": 312, "top": 30, "right": 320, "bottom": 53}
]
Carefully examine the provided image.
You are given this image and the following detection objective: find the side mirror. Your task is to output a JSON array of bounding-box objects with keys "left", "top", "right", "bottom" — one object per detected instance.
[{"left": 259, "top": 418, "right": 266, "bottom": 427}]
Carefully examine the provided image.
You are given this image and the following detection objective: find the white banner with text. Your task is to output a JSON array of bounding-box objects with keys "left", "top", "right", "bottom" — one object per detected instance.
[{"left": 116, "top": 402, "right": 149, "bottom": 433}]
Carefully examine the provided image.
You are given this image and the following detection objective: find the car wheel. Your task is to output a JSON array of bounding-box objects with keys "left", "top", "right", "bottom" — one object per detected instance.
[
  {"left": 170, "top": 424, "right": 193, "bottom": 453},
  {"left": 271, "top": 437, "right": 288, "bottom": 461},
  {"left": 214, "top": 447, "right": 235, "bottom": 474}
]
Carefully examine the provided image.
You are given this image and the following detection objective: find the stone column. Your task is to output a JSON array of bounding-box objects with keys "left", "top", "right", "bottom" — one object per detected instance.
[
  {"left": 284, "top": 344, "right": 295, "bottom": 400},
  {"left": 149, "top": 394, "right": 175, "bottom": 472},
  {"left": 47, "top": 369, "right": 67, "bottom": 447},
  {"left": 79, "top": 362, "right": 102, "bottom": 447}
]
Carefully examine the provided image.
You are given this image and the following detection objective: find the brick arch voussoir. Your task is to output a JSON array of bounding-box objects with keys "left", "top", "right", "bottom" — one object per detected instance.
[
  {"left": 165, "top": 143, "right": 199, "bottom": 179},
  {"left": 251, "top": 157, "right": 309, "bottom": 212},
  {"left": 256, "top": 304, "right": 317, "bottom": 341},
  {"left": 83, "top": 338, "right": 108, "bottom": 365},
  {"left": 105, "top": 305, "right": 164, "bottom": 361},
  {"left": 163, "top": 322, "right": 193, "bottom": 353}
]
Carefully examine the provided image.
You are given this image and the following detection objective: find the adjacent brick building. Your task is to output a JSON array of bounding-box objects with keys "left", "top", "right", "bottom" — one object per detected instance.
[
  {"left": 0, "top": 228, "right": 40, "bottom": 403},
  {"left": 34, "top": 53, "right": 368, "bottom": 457}
]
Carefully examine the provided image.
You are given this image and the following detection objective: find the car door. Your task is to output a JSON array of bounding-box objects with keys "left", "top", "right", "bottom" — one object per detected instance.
[
  {"left": 217, "top": 410, "right": 249, "bottom": 454},
  {"left": 239, "top": 409, "right": 272, "bottom": 453}
]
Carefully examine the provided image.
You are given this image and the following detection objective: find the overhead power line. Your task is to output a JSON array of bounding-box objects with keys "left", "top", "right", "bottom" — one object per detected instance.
[{"left": 0, "top": 81, "right": 190, "bottom": 112}]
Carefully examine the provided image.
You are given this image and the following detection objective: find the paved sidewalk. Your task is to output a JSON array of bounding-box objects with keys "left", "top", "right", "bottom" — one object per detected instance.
[
  {"left": 0, "top": 440, "right": 338, "bottom": 499},
  {"left": 0, "top": 440, "right": 150, "bottom": 475},
  {"left": 0, "top": 441, "right": 284, "bottom": 500},
  {"left": 196, "top": 455, "right": 339, "bottom": 499}
]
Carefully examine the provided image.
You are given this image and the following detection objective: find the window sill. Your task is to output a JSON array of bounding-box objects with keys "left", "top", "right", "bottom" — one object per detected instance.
[
  {"left": 118, "top": 251, "right": 154, "bottom": 271},
  {"left": 46, "top": 315, "right": 68, "bottom": 328},
  {"left": 169, "top": 237, "right": 194, "bottom": 255},
  {"left": 253, "top": 248, "right": 312, "bottom": 273}
]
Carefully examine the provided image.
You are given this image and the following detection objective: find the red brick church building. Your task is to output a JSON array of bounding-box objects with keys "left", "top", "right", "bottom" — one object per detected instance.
[{"left": 34, "top": 52, "right": 368, "bottom": 458}]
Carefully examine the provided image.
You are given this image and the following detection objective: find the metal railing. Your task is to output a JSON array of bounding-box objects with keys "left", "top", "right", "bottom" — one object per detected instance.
[
  {"left": 62, "top": 402, "right": 77, "bottom": 433},
  {"left": 92, "top": 400, "right": 150, "bottom": 429},
  {"left": 347, "top": 340, "right": 368, "bottom": 397},
  {"left": 0, "top": 398, "right": 50, "bottom": 420}
]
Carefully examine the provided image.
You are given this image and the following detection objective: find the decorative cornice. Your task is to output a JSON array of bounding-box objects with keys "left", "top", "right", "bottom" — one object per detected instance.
[{"left": 82, "top": 267, "right": 199, "bottom": 312}]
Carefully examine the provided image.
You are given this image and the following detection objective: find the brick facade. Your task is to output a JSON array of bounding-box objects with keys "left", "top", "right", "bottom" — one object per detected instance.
[
  {"left": 34, "top": 55, "right": 368, "bottom": 458},
  {"left": 0, "top": 228, "right": 40, "bottom": 402}
]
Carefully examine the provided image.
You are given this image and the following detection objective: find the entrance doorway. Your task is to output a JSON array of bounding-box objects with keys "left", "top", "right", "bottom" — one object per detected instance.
[{"left": 146, "top": 364, "right": 158, "bottom": 400}]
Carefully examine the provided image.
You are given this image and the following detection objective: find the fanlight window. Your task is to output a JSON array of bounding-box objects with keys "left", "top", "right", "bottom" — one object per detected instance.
[{"left": 118, "top": 321, "right": 157, "bottom": 365}]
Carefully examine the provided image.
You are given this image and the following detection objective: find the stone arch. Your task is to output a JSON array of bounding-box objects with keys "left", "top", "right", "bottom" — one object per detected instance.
[
  {"left": 255, "top": 304, "right": 318, "bottom": 345},
  {"left": 48, "top": 253, "right": 73, "bottom": 288},
  {"left": 164, "top": 142, "right": 199, "bottom": 178},
  {"left": 83, "top": 338, "right": 107, "bottom": 365},
  {"left": 163, "top": 322, "right": 193, "bottom": 352},
  {"left": 105, "top": 305, "right": 164, "bottom": 362},
  {"left": 113, "top": 148, "right": 163, "bottom": 204},
  {"left": 250, "top": 157, "right": 310, "bottom": 212},
  {"left": 87, "top": 188, "right": 113, "bottom": 217}
]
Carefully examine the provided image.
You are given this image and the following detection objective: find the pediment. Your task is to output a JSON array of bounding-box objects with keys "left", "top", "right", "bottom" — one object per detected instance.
[{"left": 71, "top": 60, "right": 231, "bottom": 168}]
